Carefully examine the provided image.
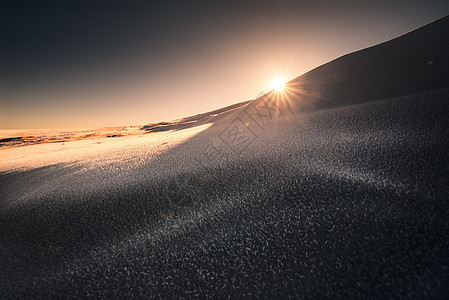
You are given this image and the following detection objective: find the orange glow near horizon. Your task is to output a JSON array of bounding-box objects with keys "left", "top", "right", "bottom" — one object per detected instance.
[{"left": 3, "top": 9, "right": 443, "bottom": 130}]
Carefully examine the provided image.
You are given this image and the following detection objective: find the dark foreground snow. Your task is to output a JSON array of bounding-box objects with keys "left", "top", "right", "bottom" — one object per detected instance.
[{"left": 1, "top": 88, "right": 448, "bottom": 298}]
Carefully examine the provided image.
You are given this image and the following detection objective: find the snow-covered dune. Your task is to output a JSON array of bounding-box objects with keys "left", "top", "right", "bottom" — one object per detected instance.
[{"left": 282, "top": 15, "right": 449, "bottom": 111}]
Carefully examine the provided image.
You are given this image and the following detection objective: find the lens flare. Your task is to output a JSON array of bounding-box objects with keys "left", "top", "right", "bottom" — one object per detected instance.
[{"left": 272, "top": 78, "right": 286, "bottom": 91}]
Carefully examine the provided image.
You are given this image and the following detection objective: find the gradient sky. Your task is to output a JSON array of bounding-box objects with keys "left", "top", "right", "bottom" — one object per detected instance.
[{"left": 2, "top": 0, "right": 449, "bottom": 129}]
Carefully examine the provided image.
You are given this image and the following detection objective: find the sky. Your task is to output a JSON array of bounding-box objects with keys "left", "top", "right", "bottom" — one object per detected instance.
[{"left": 1, "top": 0, "right": 449, "bottom": 129}]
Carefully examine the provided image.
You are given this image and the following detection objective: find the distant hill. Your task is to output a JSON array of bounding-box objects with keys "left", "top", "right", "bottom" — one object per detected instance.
[{"left": 283, "top": 15, "right": 449, "bottom": 111}]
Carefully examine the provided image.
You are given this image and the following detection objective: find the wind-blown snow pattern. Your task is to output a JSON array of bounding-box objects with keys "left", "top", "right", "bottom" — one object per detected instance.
[
  {"left": 1, "top": 89, "right": 448, "bottom": 298},
  {"left": 1, "top": 16, "right": 449, "bottom": 299}
]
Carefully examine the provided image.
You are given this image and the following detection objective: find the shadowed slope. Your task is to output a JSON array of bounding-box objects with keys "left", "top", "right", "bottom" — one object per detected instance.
[{"left": 260, "top": 15, "right": 449, "bottom": 112}]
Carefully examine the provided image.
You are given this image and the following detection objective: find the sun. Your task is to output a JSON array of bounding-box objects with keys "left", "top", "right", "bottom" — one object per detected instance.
[{"left": 271, "top": 78, "right": 286, "bottom": 91}]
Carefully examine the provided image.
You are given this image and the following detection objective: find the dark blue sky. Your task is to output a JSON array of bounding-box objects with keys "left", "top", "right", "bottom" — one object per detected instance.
[{"left": 2, "top": 0, "right": 449, "bottom": 128}]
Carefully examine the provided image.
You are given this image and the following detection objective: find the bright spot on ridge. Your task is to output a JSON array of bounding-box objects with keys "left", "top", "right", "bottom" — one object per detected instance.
[{"left": 272, "top": 78, "right": 286, "bottom": 91}]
